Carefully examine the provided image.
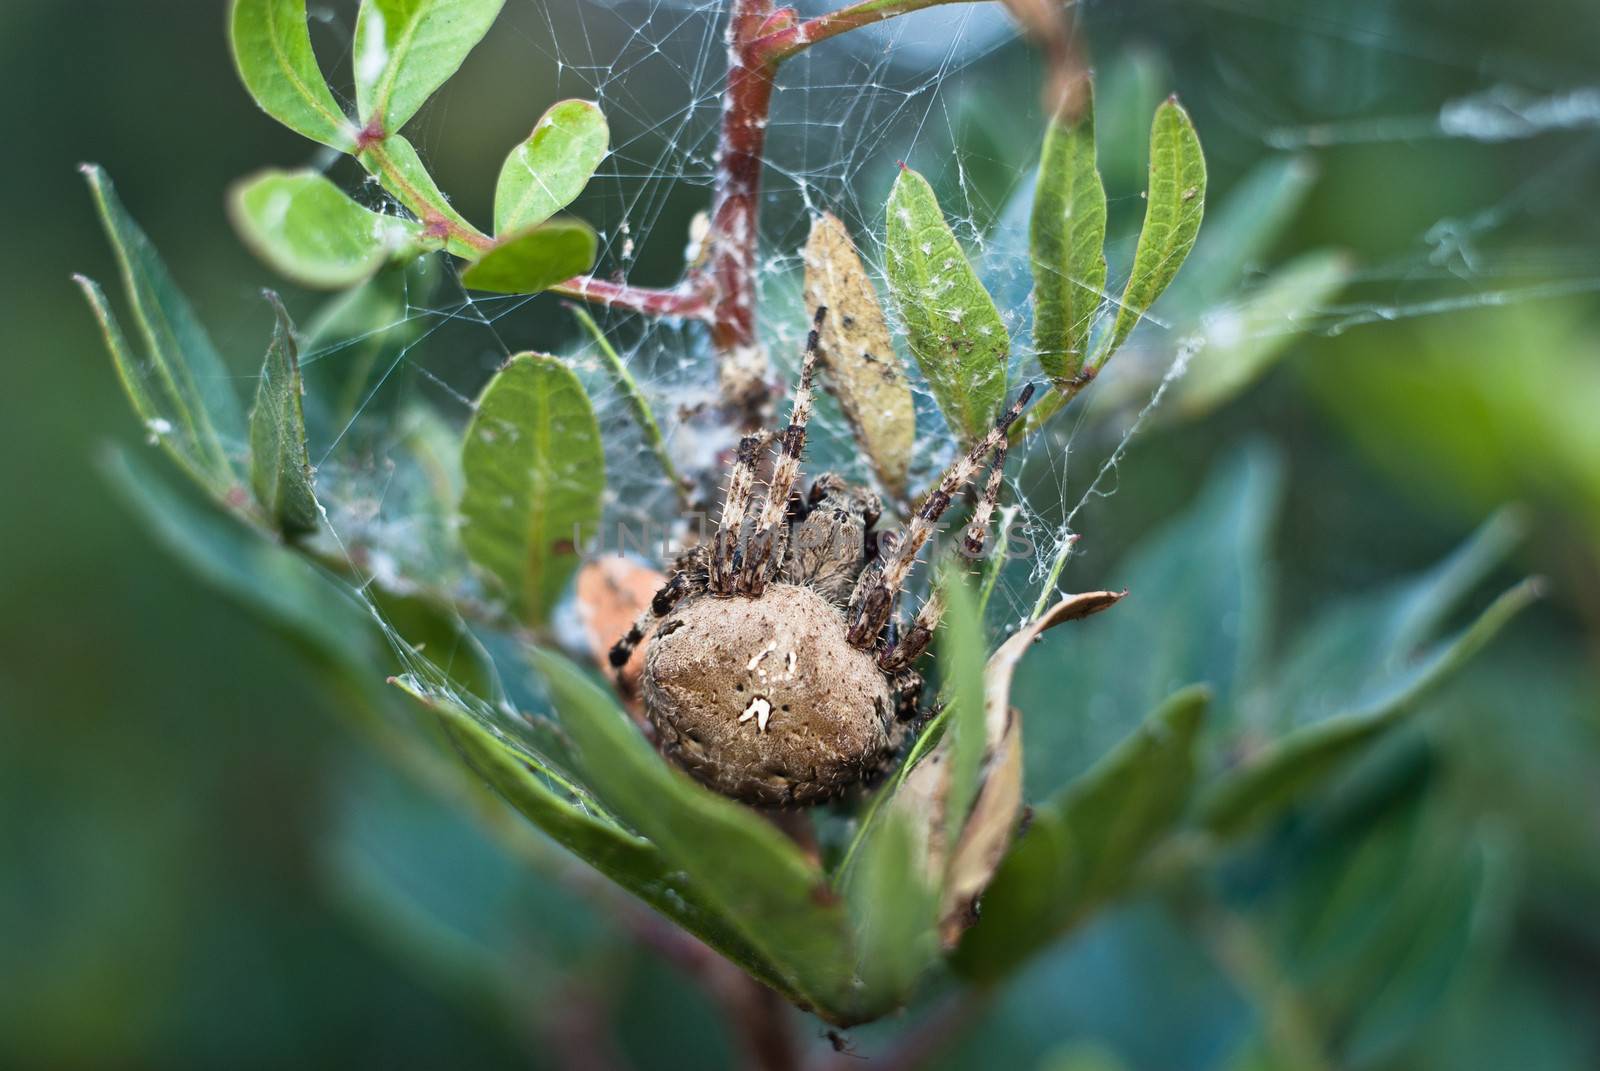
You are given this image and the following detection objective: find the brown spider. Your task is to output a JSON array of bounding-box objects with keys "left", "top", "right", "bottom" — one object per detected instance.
[{"left": 609, "top": 309, "right": 1034, "bottom": 807}]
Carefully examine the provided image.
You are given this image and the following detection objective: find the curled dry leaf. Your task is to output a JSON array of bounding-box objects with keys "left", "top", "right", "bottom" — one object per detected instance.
[
  {"left": 935, "top": 589, "right": 1125, "bottom": 945},
  {"left": 576, "top": 555, "right": 666, "bottom": 711},
  {"left": 802, "top": 212, "right": 915, "bottom": 498}
]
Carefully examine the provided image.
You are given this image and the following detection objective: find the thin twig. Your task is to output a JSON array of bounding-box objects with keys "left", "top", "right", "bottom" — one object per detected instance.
[
  {"left": 552, "top": 275, "right": 717, "bottom": 321},
  {"left": 752, "top": 0, "right": 981, "bottom": 65}
]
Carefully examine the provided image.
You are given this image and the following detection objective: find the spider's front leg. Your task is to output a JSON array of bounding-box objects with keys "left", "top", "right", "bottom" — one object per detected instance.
[
  {"left": 740, "top": 307, "right": 825, "bottom": 596},
  {"left": 847, "top": 383, "right": 1036, "bottom": 648},
  {"left": 879, "top": 447, "right": 1008, "bottom": 671},
  {"left": 709, "top": 434, "right": 762, "bottom": 596}
]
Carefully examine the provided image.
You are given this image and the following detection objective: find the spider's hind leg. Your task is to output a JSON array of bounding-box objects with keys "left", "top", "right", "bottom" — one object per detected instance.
[{"left": 608, "top": 551, "right": 706, "bottom": 688}]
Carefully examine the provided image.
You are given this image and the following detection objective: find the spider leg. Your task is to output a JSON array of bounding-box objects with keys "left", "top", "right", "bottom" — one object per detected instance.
[
  {"left": 847, "top": 384, "right": 1036, "bottom": 647},
  {"left": 607, "top": 569, "right": 694, "bottom": 678},
  {"left": 963, "top": 440, "right": 1008, "bottom": 560},
  {"left": 879, "top": 588, "right": 944, "bottom": 673},
  {"left": 891, "top": 668, "right": 925, "bottom": 725},
  {"left": 709, "top": 433, "right": 762, "bottom": 596},
  {"left": 740, "top": 307, "right": 825, "bottom": 596}
]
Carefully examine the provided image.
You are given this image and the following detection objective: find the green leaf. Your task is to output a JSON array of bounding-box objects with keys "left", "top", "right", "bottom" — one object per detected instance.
[
  {"left": 1258, "top": 787, "right": 1516, "bottom": 1068},
  {"left": 494, "top": 99, "right": 608, "bottom": 234},
  {"left": 248, "top": 293, "right": 320, "bottom": 537},
  {"left": 1170, "top": 250, "right": 1351, "bottom": 418},
  {"left": 1031, "top": 90, "right": 1108, "bottom": 385},
  {"left": 75, "top": 276, "right": 222, "bottom": 493},
  {"left": 1023, "top": 447, "right": 1281, "bottom": 795},
  {"left": 842, "top": 807, "right": 940, "bottom": 1014},
  {"left": 353, "top": 0, "right": 507, "bottom": 135},
  {"left": 301, "top": 257, "right": 440, "bottom": 438},
  {"left": 938, "top": 590, "right": 1124, "bottom": 946},
  {"left": 102, "top": 447, "right": 373, "bottom": 666},
  {"left": 231, "top": 169, "right": 429, "bottom": 289},
  {"left": 1199, "top": 579, "right": 1540, "bottom": 838},
  {"left": 531, "top": 649, "right": 862, "bottom": 1021},
  {"left": 229, "top": 0, "right": 356, "bottom": 151},
  {"left": 359, "top": 134, "right": 487, "bottom": 259},
  {"left": 1162, "top": 155, "right": 1318, "bottom": 325},
  {"left": 1093, "top": 48, "right": 1168, "bottom": 189},
  {"left": 81, "top": 165, "right": 242, "bottom": 489},
  {"left": 939, "top": 571, "right": 990, "bottom": 848},
  {"left": 954, "top": 686, "right": 1210, "bottom": 983},
  {"left": 1270, "top": 509, "right": 1525, "bottom": 729},
  {"left": 459, "top": 354, "right": 604, "bottom": 625},
  {"left": 391, "top": 677, "right": 798, "bottom": 994},
  {"left": 885, "top": 166, "right": 1009, "bottom": 443},
  {"left": 1096, "top": 97, "right": 1206, "bottom": 369},
  {"left": 460, "top": 221, "right": 597, "bottom": 294}
]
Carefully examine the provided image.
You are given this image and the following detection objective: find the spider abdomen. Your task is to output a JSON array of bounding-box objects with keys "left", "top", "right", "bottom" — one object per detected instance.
[{"left": 642, "top": 583, "right": 895, "bottom": 806}]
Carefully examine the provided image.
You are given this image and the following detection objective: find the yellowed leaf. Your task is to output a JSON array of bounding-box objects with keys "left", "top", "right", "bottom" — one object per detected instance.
[{"left": 802, "top": 212, "right": 915, "bottom": 498}]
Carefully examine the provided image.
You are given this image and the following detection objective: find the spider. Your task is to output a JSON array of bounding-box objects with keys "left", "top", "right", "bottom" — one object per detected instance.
[{"left": 609, "top": 308, "right": 1034, "bottom": 807}]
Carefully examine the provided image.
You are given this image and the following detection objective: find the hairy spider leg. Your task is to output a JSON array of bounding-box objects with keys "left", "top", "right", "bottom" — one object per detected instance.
[
  {"left": 847, "top": 383, "right": 1036, "bottom": 649},
  {"left": 740, "top": 307, "right": 826, "bottom": 596},
  {"left": 608, "top": 565, "right": 698, "bottom": 680},
  {"left": 710, "top": 433, "right": 763, "bottom": 596},
  {"left": 880, "top": 444, "right": 1010, "bottom": 671}
]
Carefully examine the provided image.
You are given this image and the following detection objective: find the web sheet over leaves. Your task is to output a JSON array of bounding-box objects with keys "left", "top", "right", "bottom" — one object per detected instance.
[{"left": 259, "top": 0, "right": 1594, "bottom": 650}]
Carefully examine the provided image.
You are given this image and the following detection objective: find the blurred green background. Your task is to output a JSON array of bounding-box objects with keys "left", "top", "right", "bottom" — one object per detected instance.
[{"left": 3, "top": 0, "right": 1597, "bottom": 1067}]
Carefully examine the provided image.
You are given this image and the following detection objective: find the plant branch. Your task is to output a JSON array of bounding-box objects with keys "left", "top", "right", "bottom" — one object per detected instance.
[
  {"left": 551, "top": 276, "right": 716, "bottom": 321},
  {"left": 751, "top": 0, "right": 981, "bottom": 65},
  {"left": 702, "top": 0, "right": 784, "bottom": 424},
  {"left": 361, "top": 140, "right": 715, "bottom": 321}
]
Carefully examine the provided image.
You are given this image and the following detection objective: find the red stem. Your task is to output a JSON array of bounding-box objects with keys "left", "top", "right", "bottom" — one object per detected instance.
[
  {"left": 551, "top": 275, "right": 714, "bottom": 321},
  {"left": 752, "top": 0, "right": 974, "bottom": 65},
  {"left": 707, "top": 0, "right": 784, "bottom": 356}
]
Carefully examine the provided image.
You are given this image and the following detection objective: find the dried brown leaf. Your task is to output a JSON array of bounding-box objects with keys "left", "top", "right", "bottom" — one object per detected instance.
[
  {"left": 937, "top": 589, "right": 1125, "bottom": 945},
  {"left": 802, "top": 212, "right": 915, "bottom": 497}
]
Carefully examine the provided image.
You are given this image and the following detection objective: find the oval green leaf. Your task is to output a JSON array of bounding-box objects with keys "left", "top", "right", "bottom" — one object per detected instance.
[
  {"left": 460, "top": 354, "right": 603, "bottom": 625},
  {"left": 460, "top": 220, "right": 597, "bottom": 294},
  {"left": 885, "top": 166, "right": 1009, "bottom": 444},
  {"left": 249, "top": 293, "right": 320, "bottom": 537},
  {"left": 1096, "top": 96, "right": 1207, "bottom": 370},
  {"left": 1031, "top": 88, "right": 1108, "bottom": 385},
  {"left": 230, "top": 0, "right": 357, "bottom": 151},
  {"left": 231, "top": 169, "right": 428, "bottom": 289},
  {"left": 353, "top": 0, "right": 507, "bottom": 135},
  {"left": 494, "top": 99, "right": 609, "bottom": 235}
]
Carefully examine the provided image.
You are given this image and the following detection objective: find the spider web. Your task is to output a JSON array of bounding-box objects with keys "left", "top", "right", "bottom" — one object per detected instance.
[{"left": 276, "top": 0, "right": 1600, "bottom": 743}]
